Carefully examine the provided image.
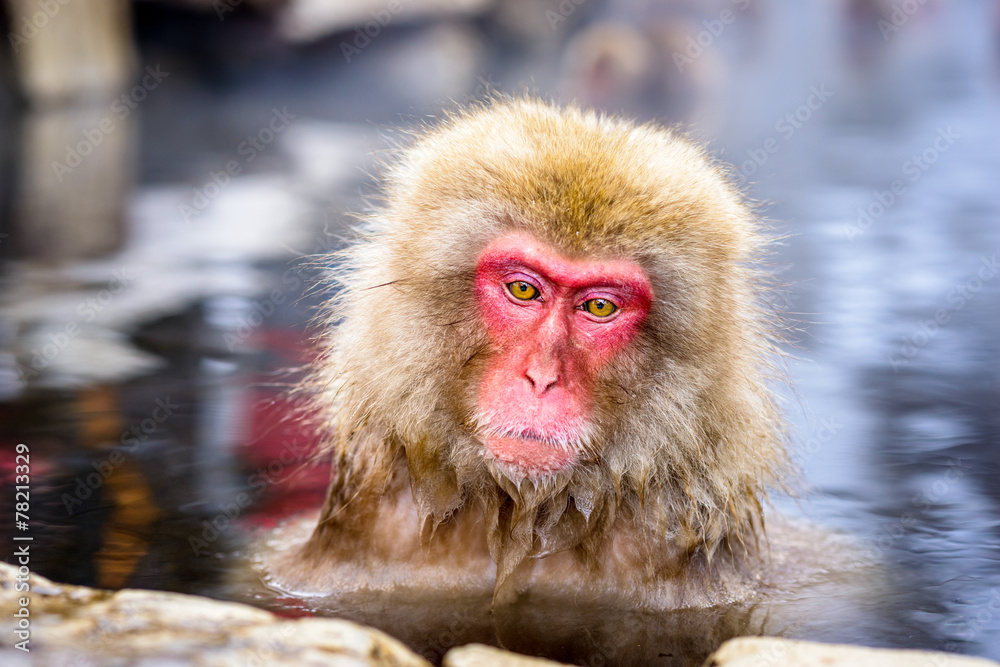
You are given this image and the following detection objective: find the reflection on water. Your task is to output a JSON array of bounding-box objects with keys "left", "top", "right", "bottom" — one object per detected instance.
[
  {"left": 242, "top": 516, "right": 889, "bottom": 665},
  {"left": 261, "top": 588, "right": 768, "bottom": 666},
  {"left": 1, "top": 0, "right": 999, "bottom": 663}
]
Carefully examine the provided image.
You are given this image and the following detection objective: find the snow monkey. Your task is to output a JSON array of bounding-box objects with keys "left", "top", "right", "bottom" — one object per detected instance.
[{"left": 280, "top": 97, "right": 789, "bottom": 609}]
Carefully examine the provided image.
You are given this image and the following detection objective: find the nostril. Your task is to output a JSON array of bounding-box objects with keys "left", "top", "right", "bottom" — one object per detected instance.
[{"left": 525, "top": 367, "right": 559, "bottom": 393}]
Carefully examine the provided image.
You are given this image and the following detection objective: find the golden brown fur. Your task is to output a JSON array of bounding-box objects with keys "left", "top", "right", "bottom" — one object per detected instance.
[{"left": 281, "top": 97, "right": 788, "bottom": 608}]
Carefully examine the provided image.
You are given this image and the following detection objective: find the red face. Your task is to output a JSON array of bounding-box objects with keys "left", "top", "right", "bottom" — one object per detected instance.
[{"left": 473, "top": 234, "right": 653, "bottom": 479}]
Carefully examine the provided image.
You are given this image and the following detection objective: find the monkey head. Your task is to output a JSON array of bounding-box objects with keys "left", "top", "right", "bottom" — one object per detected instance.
[{"left": 308, "top": 98, "right": 787, "bottom": 592}]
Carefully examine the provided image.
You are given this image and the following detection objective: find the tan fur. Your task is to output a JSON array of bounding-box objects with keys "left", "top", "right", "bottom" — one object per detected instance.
[{"left": 286, "top": 97, "right": 789, "bottom": 608}]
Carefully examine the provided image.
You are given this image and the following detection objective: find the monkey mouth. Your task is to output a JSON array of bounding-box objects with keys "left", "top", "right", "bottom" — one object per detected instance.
[{"left": 479, "top": 428, "right": 580, "bottom": 478}]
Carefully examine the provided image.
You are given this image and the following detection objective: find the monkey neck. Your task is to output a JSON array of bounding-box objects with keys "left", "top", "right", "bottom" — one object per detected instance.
[{"left": 304, "top": 454, "right": 764, "bottom": 604}]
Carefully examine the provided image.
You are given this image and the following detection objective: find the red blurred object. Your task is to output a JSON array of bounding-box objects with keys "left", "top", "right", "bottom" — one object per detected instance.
[{"left": 237, "top": 327, "right": 330, "bottom": 530}]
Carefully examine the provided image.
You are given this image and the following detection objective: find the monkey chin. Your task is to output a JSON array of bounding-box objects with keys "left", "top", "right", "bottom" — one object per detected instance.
[{"left": 479, "top": 430, "right": 580, "bottom": 483}]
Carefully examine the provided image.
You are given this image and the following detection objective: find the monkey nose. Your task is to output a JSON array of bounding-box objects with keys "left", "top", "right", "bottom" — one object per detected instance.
[{"left": 525, "top": 364, "right": 560, "bottom": 394}]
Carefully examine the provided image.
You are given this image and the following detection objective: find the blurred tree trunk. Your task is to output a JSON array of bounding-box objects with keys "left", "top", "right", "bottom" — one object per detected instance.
[
  {"left": 6, "top": 0, "right": 134, "bottom": 106},
  {"left": 5, "top": 0, "right": 136, "bottom": 260}
]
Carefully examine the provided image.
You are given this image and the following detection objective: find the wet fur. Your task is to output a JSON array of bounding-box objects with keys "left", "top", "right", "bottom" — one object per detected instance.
[{"left": 281, "top": 98, "right": 789, "bottom": 607}]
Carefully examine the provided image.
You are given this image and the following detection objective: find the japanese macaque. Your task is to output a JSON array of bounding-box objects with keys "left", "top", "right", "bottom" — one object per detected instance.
[{"left": 278, "top": 97, "right": 788, "bottom": 609}]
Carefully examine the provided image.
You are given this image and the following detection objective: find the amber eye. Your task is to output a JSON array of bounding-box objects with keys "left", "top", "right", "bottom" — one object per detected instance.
[
  {"left": 507, "top": 281, "right": 538, "bottom": 300},
  {"left": 584, "top": 298, "right": 617, "bottom": 317}
]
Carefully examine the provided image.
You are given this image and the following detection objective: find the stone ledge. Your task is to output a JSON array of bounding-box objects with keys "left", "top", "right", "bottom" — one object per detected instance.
[
  {"left": 0, "top": 562, "right": 429, "bottom": 666},
  {"left": 706, "top": 637, "right": 999, "bottom": 667},
  {"left": 444, "top": 643, "right": 567, "bottom": 666},
  {"left": 4, "top": 563, "right": 997, "bottom": 667}
]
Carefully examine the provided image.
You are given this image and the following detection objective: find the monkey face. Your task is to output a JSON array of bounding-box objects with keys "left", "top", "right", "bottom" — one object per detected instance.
[{"left": 471, "top": 233, "right": 653, "bottom": 482}]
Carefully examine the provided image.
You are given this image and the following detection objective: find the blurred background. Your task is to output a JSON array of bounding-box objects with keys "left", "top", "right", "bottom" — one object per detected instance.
[{"left": 0, "top": 0, "right": 998, "bottom": 664}]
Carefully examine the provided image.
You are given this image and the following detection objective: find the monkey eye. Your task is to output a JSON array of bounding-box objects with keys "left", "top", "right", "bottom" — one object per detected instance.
[
  {"left": 507, "top": 281, "right": 539, "bottom": 300},
  {"left": 583, "top": 298, "right": 618, "bottom": 317}
]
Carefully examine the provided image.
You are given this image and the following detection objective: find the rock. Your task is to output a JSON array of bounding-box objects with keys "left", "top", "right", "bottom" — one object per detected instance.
[
  {"left": 0, "top": 562, "right": 430, "bottom": 666},
  {"left": 443, "top": 643, "right": 568, "bottom": 666},
  {"left": 705, "top": 637, "right": 999, "bottom": 667}
]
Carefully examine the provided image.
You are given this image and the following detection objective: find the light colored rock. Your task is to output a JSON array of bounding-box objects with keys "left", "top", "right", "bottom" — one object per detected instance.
[
  {"left": 0, "top": 562, "right": 429, "bottom": 666},
  {"left": 706, "top": 637, "right": 999, "bottom": 667},
  {"left": 443, "top": 643, "right": 569, "bottom": 667}
]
